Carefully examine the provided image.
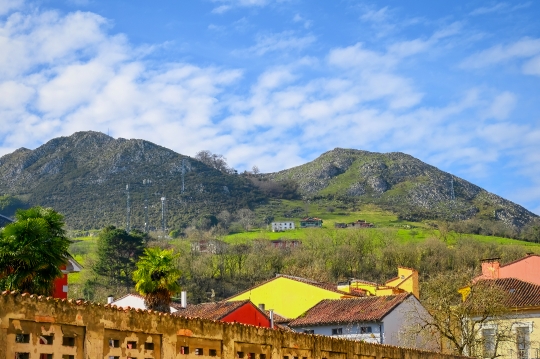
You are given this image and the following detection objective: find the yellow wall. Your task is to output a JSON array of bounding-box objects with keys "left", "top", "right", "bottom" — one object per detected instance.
[
  {"left": 385, "top": 267, "right": 419, "bottom": 298},
  {"left": 473, "top": 310, "right": 540, "bottom": 359},
  {"left": 227, "top": 277, "right": 351, "bottom": 319},
  {"left": 338, "top": 267, "right": 420, "bottom": 298}
]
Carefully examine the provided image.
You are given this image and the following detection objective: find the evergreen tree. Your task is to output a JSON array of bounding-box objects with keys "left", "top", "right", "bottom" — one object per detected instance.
[{"left": 0, "top": 207, "right": 70, "bottom": 295}]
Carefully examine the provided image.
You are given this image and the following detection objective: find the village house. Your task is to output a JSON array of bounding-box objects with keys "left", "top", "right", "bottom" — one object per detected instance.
[
  {"left": 460, "top": 278, "right": 540, "bottom": 359},
  {"left": 271, "top": 221, "right": 295, "bottom": 232},
  {"left": 269, "top": 239, "right": 301, "bottom": 249},
  {"left": 173, "top": 300, "right": 273, "bottom": 328},
  {"left": 338, "top": 267, "right": 420, "bottom": 298},
  {"left": 288, "top": 294, "right": 438, "bottom": 351},
  {"left": 111, "top": 294, "right": 273, "bottom": 328},
  {"left": 226, "top": 274, "right": 359, "bottom": 320},
  {"left": 473, "top": 254, "right": 540, "bottom": 285},
  {"left": 300, "top": 217, "right": 323, "bottom": 228}
]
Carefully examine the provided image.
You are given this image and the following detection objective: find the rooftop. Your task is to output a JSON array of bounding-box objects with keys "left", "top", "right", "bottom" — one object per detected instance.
[{"left": 289, "top": 293, "right": 411, "bottom": 327}]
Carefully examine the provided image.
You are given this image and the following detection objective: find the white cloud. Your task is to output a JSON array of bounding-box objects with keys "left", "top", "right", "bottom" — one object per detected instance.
[
  {"left": 210, "top": 0, "right": 289, "bottom": 13},
  {"left": 245, "top": 31, "right": 316, "bottom": 56},
  {"left": 469, "top": 2, "right": 531, "bottom": 16},
  {"left": 0, "top": 0, "right": 23, "bottom": 15},
  {"left": 461, "top": 37, "right": 540, "bottom": 73}
]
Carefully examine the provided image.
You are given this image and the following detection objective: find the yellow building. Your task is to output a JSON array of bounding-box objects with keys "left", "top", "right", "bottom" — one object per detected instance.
[
  {"left": 226, "top": 274, "right": 358, "bottom": 319},
  {"left": 337, "top": 266, "right": 420, "bottom": 298},
  {"left": 461, "top": 278, "right": 540, "bottom": 359}
]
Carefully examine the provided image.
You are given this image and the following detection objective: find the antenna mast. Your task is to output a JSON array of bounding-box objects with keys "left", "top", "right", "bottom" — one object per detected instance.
[
  {"left": 450, "top": 176, "right": 455, "bottom": 201},
  {"left": 161, "top": 196, "right": 166, "bottom": 234},
  {"left": 126, "top": 184, "right": 131, "bottom": 232},
  {"left": 181, "top": 158, "right": 189, "bottom": 194},
  {"left": 143, "top": 179, "right": 152, "bottom": 233}
]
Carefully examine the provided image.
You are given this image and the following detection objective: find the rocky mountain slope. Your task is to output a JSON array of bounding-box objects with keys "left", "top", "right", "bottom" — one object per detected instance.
[
  {"left": 0, "top": 131, "right": 263, "bottom": 230},
  {"left": 265, "top": 148, "right": 537, "bottom": 229},
  {"left": 0, "top": 133, "right": 536, "bottom": 232}
]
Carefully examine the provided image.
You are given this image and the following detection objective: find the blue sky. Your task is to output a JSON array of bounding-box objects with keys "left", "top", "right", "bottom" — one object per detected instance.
[{"left": 0, "top": 0, "right": 539, "bottom": 214}]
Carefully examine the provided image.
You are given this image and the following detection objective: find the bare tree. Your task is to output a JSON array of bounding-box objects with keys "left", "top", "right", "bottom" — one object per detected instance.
[
  {"left": 407, "top": 270, "right": 517, "bottom": 358},
  {"left": 195, "top": 150, "right": 235, "bottom": 174},
  {"left": 235, "top": 208, "right": 256, "bottom": 231},
  {"left": 251, "top": 165, "right": 260, "bottom": 175}
]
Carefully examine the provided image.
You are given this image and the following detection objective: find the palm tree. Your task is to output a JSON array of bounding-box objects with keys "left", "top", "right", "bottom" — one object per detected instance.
[
  {"left": 133, "top": 247, "right": 181, "bottom": 313},
  {"left": 0, "top": 207, "right": 70, "bottom": 295}
]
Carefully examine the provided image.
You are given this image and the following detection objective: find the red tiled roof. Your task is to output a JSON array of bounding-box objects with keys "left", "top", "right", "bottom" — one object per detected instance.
[
  {"left": 288, "top": 293, "right": 411, "bottom": 327},
  {"left": 173, "top": 300, "right": 251, "bottom": 320},
  {"left": 265, "top": 310, "right": 290, "bottom": 324},
  {"left": 476, "top": 278, "right": 540, "bottom": 308}
]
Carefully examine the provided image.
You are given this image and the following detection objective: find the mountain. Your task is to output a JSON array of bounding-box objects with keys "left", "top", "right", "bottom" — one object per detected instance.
[
  {"left": 0, "top": 131, "right": 264, "bottom": 230},
  {"left": 0, "top": 132, "right": 536, "bottom": 232},
  {"left": 264, "top": 148, "right": 537, "bottom": 229}
]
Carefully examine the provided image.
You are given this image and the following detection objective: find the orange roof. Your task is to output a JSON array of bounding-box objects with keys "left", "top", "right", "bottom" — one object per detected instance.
[
  {"left": 173, "top": 300, "right": 256, "bottom": 320},
  {"left": 289, "top": 294, "right": 411, "bottom": 327},
  {"left": 475, "top": 278, "right": 540, "bottom": 308}
]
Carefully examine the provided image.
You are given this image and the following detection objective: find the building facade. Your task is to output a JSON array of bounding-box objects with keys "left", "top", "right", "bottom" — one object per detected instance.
[{"left": 271, "top": 222, "right": 295, "bottom": 232}]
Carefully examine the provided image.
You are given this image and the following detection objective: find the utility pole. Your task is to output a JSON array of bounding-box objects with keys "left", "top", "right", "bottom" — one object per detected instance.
[
  {"left": 143, "top": 179, "right": 152, "bottom": 233},
  {"left": 126, "top": 184, "right": 131, "bottom": 232}
]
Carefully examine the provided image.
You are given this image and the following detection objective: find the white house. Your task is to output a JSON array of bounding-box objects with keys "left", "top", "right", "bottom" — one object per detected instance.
[
  {"left": 271, "top": 222, "right": 295, "bottom": 232},
  {"left": 288, "top": 293, "right": 438, "bottom": 351},
  {"left": 110, "top": 293, "right": 180, "bottom": 313}
]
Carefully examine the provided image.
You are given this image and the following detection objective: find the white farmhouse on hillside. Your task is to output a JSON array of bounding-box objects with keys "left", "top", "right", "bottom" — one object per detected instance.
[{"left": 271, "top": 222, "right": 295, "bottom": 232}]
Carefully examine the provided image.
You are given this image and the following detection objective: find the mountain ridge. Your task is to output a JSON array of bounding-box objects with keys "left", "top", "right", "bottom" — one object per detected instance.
[{"left": 0, "top": 131, "right": 537, "bottom": 232}]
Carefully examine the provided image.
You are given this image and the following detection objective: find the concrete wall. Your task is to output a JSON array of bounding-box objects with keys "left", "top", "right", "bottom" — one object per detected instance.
[
  {"left": 0, "top": 291, "right": 467, "bottom": 359},
  {"left": 291, "top": 323, "right": 383, "bottom": 344}
]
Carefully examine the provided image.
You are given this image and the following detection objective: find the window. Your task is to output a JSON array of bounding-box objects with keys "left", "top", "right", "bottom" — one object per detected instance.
[
  {"left": 40, "top": 355, "right": 53, "bottom": 359},
  {"left": 127, "top": 341, "right": 137, "bottom": 349},
  {"left": 237, "top": 352, "right": 245, "bottom": 358},
  {"left": 39, "top": 335, "right": 54, "bottom": 345},
  {"left": 331, "top": 328, "right": 343, "bottom": 335},
  {"left": 144, "top": 343, "right": 154, "bottom": 351},
  {"left": 62, "top": 337, "right": 75, "bottom": 347},
  {"left": 284, "top": 356, "right": 289, "bottom": 359},
  {"left": 517, "top": 327, "right": 530, "bottom": 359},
  {"left": 109, "top": 356, "right": 120, "bottom": 359},
  {"left": 260, "top": 355, "right": 266, "bottom": 359},
  {"left": 209, "top": 349, "right": 217, "bottom": 357},
  {"left": 303, "top": 330, "right": 314, "bottom": 334},
  {"left": 360, "top": 326, "right": 372, "bottom": 334},
  {"left": 15, "top": 354, "right": 30, "bottom": 359},
  {"left": 109, "top": 339, "right": 120, "bottom": 348},
  {"left": 15, "top": 334, "right": 30, "bottom": 343},
  {"left": 195, "top": 348, "right": 203, "bottom": 356},
  {"left": 483, "top": 328, "right": 496, "bottom": 358},
  {"left": 180, "top": 346, "right": 189, "bottom": 355},
  {"left": 62, "top": 355, "right": 74, "bottom": 359}
]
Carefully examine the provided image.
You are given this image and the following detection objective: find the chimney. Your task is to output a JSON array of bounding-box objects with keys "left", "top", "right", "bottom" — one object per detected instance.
[
  {"left": 107, "top": 295, "right": 114, "bottom": 304},
  {"left": 181, "top": 291, "right": 187, "bottom": 308},
  {"left": 258, "top": 303, "right": 265, "bottom": 311},
  {"left": 269, "top": 309, "right": 274, "bottom": 329},
  {"left": 481, "top": 258, "right": 501, "bottom": 279}
]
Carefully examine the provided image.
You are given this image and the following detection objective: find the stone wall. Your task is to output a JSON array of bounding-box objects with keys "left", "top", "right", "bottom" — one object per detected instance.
[{"left": 0, "top": 292, "right": 467, "bottom": 359}]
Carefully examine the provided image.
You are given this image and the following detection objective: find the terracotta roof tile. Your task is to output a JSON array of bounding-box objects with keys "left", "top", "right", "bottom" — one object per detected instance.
[
  {"left": 173, "top": 300, "right": 252, "bottom": 320},
  {"left": 289, "top": 294, "right": 411, "bottom": 327},
  {"left": 476, "top": 278, "right": 540, "bottom": 308},
  {"left": 265, "top": 310, "right": 290, "bottom": 324}
]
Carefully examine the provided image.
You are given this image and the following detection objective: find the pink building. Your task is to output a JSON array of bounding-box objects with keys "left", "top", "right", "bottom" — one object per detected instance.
[{"left": 474, "top": 254, "right": 540, "bottom": 285}]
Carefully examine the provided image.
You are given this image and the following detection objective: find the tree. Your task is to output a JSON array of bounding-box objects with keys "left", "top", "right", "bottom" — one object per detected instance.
[
  {"left": 235, "top": 208, "right": 256, "bottom": 231},
  {"left": 410, "top": 270, "right": 515, "bottom": 358},
  {"left": 133, "top": 247, "right": 181, "bottom": 313},
  {"left": 195, "top": 150, "right": 235, "bottom": 174},
  {"left": 93, "top": 226, "right": 146, "bottom": 292},
  {"left": 251, "top": 165, "right": 260, "bottom": 175},
  {"left": 0, "top": 207, "right": 70, "bottom": 295}
]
